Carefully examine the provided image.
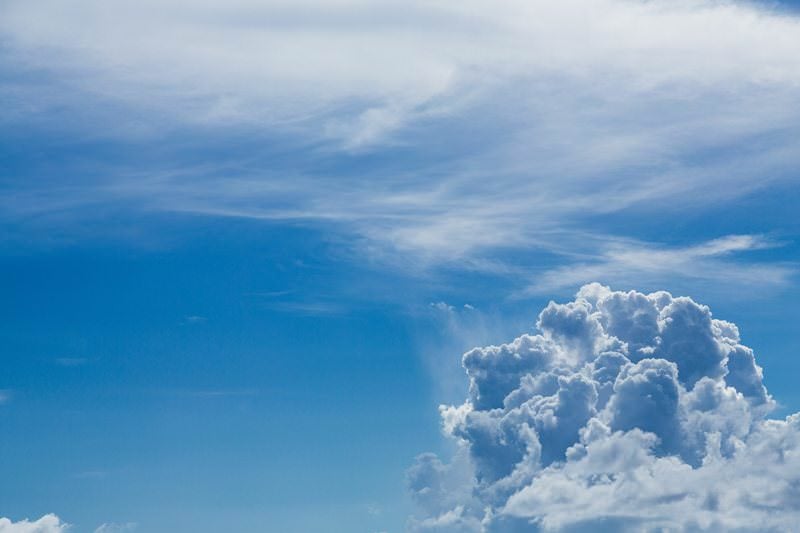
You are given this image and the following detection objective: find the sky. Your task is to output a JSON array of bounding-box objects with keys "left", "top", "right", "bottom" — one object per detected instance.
[{"left": 2, "top": 0, "right": 800, "bottom": 532}]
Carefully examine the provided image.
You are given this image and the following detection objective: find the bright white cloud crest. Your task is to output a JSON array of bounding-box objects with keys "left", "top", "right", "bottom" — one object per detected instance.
[
  {"left": 408, "top": 284, "right": 799, "bottom": 531},
  {"left": 0, "top": 515, "right": 67, "bottom": 533}
]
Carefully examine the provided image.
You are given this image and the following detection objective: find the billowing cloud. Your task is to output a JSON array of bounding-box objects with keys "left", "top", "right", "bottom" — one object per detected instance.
[
  {"left": 407, "top": 284, "right": 799, "bottom": 531},
  {"left": 0, "top": 515, "right": 68, "bottom": 533}
]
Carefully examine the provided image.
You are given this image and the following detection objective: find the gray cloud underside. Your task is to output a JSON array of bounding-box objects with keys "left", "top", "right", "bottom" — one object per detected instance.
[{"left": 408, "top": 284, "right": 799, "bottom": 532}]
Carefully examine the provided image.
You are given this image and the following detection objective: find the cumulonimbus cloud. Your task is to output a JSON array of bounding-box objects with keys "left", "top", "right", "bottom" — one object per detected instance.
[{"left": 408, "top": 284, "right": 799, "bottom": 531}]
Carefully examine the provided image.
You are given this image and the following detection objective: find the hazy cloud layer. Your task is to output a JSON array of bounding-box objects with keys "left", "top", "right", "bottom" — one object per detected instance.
[{"left": 408, "top": 284, "right": 799, "bottom": 531}]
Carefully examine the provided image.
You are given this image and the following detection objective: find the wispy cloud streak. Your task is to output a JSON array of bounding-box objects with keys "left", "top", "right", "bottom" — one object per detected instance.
[{"left": 1, "top": 0, "right": 799, "bottom": 291}]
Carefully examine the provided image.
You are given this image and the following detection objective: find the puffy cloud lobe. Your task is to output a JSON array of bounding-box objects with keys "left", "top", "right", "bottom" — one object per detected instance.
[
  {"left": 656, "top": 298, "right": 727, "bottom": 387},
  {"left": 593, "top": 290, "right": 659, "bottom": 358},
  {"left": 605, "top": 358, "right": 684, "bottom": 460},
  {"left": 725, "top": 344, "right": 770, "bottom": 406},
  {"left": 463, "top": 335, "right": 556, "bottom": 411},
  {"left": 536, "top": 300, "right": 609, "bottom": 361},
  {"left": 408, "top": 284, "right": 796, "bottom": 532},
  {"left": 0, "top": 515, "right": 67, "bottom": 533}
]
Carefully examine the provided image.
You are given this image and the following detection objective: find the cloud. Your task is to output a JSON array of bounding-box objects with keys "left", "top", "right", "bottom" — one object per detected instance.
[
  {"left": 0, "top": 515, "right": 135, "bottom": 533},
  {"left": 3, "top": 0, "right": 800, "bottom": 139},
  {"left": 407, "top": 284, "right": 799, "bottom": 531},
  {"left": 1, "top": 0, "right": 799, "bottom": 284},
  {"left": 0, "top": 515, "right": 68, "bottom": 533},
  {"left": 93, "top": 523, "right": 136, "bottom": 533},
  {"left": 0, "top": 390, "right": 10, "bottom": 405},
  {"left": 525, "top": 235, "right": 794, "bottom": 294}
]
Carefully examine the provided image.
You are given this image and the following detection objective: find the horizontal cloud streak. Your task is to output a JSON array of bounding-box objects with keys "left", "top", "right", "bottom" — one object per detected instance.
[{"left": 525, "top": 235, "right": 795, "bottom": 294}]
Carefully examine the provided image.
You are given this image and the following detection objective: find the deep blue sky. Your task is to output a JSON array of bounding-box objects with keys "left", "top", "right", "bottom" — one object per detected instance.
[{"left": 2, "top": 1, "right": 800, "bottom": 532}]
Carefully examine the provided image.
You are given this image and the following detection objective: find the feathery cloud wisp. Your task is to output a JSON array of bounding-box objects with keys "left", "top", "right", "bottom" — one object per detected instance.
[
  {"left": 525, "top": 235, "right": 794, "bottom": 294},
  {"left": 1, "top": 1, "right": 800, "bottom": 284}
]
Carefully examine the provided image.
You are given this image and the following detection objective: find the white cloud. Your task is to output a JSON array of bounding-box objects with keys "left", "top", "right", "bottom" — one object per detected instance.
[
  {"left": 0, "top": 515, "right": 68, "bottom": 533},
  {"left": 93, "top": 523, "right": 136, "bottom": 533},
  {"left": 407, "top": 284, "right": 799, "bottom": 531},
  {"left": 3, "top": 0, "right": 800, "bottom": 135},
  {"left": 0, "top": 515, "right": 135, "bottom": 533},
  {"left": 1, "top": 0, "right": 799, "bottom": 284},
  {"left": 419, "top": 300, "right": 533, "bottom": 404},
  {"left": 524, "top": 234, "right": 794, "bottom": 295}
]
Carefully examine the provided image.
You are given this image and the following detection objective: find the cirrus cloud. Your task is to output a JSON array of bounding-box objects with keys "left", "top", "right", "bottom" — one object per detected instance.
[{"left": 1, "top": 0, "right": 800, "bottom": 284}]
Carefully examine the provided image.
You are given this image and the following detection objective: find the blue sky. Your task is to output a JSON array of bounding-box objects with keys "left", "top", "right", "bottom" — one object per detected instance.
[{"left": 2, "top": 1, "right": 800, "bottom": 532}]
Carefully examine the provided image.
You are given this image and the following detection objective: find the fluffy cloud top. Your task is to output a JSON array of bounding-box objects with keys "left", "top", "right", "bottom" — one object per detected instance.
[
  {"left": 407, "top": 284, "right": 797, "bottom": 531},
  {"left": 0, "top": 515, "right": 67, "bottom": 533},
  {"left": 0, "top": 516, "right": 132, "bottom": 533}
]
